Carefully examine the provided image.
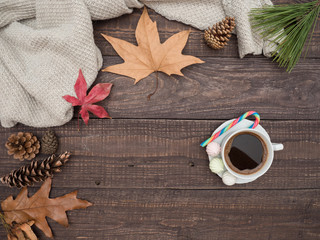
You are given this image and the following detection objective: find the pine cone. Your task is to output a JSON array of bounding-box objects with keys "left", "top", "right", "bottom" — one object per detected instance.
[
  {"left": 5, "top": 132, "right": 40, "bottom": 161},
  {"left": 204, "top": 17, "right": 236, "bottom": 50},
  {"left": 41, "top": 130, "right": 59, "bottom": 155},
  {"left": 0, "top": 152, "right": 70, "bottom": 188}
]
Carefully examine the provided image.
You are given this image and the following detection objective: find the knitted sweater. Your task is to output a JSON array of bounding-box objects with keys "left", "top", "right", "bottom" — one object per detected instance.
[{"left": 0, "top": 0, "right": 273, "bottom": 128}]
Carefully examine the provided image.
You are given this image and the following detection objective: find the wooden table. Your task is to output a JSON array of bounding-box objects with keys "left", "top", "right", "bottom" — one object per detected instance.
[{"left": 1, "top": 3, "right": 319, "bottom": 240}]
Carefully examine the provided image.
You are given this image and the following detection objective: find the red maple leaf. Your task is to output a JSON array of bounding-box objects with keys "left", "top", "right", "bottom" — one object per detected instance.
[{"left": 63, "top": 69, "right": 112, "bottom": 126}]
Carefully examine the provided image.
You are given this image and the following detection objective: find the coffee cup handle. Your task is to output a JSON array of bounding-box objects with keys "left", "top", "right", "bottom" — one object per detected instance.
[{"left": 272, "top": 143, "right": 284, "bottom": 151}]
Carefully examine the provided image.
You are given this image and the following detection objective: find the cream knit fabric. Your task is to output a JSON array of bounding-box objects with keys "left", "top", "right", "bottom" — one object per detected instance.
[{"left": 0, "top": 0, "right": 274, "bottom": 128}]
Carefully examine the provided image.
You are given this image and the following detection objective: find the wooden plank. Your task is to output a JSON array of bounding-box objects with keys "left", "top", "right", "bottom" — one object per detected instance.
[
  {"left": 94, "top": 1, "right": 320, "bottom": 58},
  {"left": 1, "top": 188, "right": 319, "bottom": 239},
  {"left": 92, "top": 56, "right": 320, "bottom": 120},
  {"left": 0, "top": 119, "right": 319, "bottom": 190}
]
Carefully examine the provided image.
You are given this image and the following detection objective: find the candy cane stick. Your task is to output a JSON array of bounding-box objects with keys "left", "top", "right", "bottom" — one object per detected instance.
[{"left": 200, "top": 111, "right": 260, "bottom": 147}]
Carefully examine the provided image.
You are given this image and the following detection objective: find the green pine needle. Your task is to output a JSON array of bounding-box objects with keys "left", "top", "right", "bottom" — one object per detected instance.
[{"left": 250, "top": 0, "right": 320, "bottom": 72}]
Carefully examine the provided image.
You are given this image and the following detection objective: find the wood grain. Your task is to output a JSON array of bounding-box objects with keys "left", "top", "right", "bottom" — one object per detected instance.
[
  {"left": 0, "top": 119, "right": 318, "bottom": 190},
  {"left": 94, "top": 1, "right": 320, "bottom": 58},
  {"left": 0, "top": 187, "right": 319, "bottom": 240},
  {"left": 91, "top": 57, "right": 320, "bottom": 120}
]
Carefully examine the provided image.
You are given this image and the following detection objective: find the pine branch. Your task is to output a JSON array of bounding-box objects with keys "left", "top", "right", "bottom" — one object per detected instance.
[{"left": 250, "top": 1, "right": 320, "bottom": 72}]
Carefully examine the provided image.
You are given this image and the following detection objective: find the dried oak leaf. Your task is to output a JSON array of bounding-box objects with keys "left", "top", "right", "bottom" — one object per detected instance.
[
  {"left": 7, "top": 221, "right": 37, "bottom": 240},
  {"left": 63, "top": 69, "right": 112, "bottom": 125},
  {"left": 1, "top": 178, "right": 92, "bottom": 238},
  {"left": 101, "top": 7, "right": 204, "bottom": 84}
]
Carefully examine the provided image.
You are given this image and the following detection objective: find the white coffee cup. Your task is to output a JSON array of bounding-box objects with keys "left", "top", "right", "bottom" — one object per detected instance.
[{"left": 220, "top": 129, "right": 283, "bottom": 182}]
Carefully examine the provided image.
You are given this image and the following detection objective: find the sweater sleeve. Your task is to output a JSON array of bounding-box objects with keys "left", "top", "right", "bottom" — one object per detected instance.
[
  {"left": 143, "top": 0, "right": 276, "bottom": 58},
  {"left": 222, "top": 0, "right": 275, "bottom": 58},
  {"left": 0, "top": 0, "right": 142, "bottom": 27},
  {"left": 143, "top": 0, "right": 226, "bottom": 30},
  {"left": 0, "top": 0, "right": 36, "bottom": 28},
  {"left": 83, "top": 0, "right": 143, "bottom": 21}
]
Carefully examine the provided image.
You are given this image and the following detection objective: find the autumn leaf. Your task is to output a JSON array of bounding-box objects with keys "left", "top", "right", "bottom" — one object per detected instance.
[
  {"left": 7, "top": 221, "right": 37, "bottom": 240},
  {"left": 1, "top": 178, "right": 92, "bottom": 238},
  {"left": 63, "top": 69, "right": 112, "bottom": 126},
  {"left": 101, "top": 7, "right": 204, "bottom": 85}
]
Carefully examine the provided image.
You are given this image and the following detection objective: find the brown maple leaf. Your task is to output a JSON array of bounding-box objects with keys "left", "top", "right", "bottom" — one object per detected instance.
[
  {"left": 1, "top": 178, "right": 92, "bottom": 238},
  {"left": 101, "top": 7, "right": 204, "bottom": 86}
]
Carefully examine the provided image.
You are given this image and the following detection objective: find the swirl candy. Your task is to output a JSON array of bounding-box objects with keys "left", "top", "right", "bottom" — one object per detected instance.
[{"left": 200, "top": 111, "right": 260, "bottom": 147}]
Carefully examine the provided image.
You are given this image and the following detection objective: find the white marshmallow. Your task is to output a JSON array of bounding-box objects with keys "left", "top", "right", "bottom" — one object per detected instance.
[
  {"left": 209, "top": 157, "right": 225, "bottom": 174},
  {"left": 222, "top": 171, "right": 237, "bottom": 186}
]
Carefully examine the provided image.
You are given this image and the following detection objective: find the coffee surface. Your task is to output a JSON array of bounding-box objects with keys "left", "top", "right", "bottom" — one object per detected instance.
[{"left": 224, "top": 132, "right": 267, "bottom": 174}]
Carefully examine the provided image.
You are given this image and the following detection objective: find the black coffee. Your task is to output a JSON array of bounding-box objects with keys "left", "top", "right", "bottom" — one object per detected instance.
[{"left": 224, "top": 132, "right": 268, "bottom": 175}]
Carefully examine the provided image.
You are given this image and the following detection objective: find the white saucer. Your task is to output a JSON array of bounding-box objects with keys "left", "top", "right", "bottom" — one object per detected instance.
[{"left": 208, "top": 119, "right": 271, "bottom": 184}]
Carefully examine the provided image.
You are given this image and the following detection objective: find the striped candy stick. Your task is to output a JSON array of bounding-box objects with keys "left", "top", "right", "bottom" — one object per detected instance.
[{"left": 200, "top": 111, "right": 260, "bottom": 147}]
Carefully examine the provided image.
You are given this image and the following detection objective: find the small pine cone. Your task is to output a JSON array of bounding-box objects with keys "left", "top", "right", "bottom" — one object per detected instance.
[
  {"left": 5, "top": 132, "right": 41, "bottom": 161},
  {"left": 41, "top": 130, "right": 59, "bottom": 155},
  {"left": 0, "top": 152, "right": 70, "bottom": 188},
  {"left": 204, "top": 16, "right": 236, "bottom": 50}
]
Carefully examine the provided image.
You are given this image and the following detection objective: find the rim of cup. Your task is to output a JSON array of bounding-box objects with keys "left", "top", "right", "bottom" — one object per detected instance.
[{"left": 221, "top": 129, "right": 274, "bottom": 180}]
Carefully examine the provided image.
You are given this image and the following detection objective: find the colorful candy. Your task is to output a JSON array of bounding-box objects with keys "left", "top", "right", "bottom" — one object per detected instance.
[{"left": 200, "top": 111, "right": 260, "bottom": 147}]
